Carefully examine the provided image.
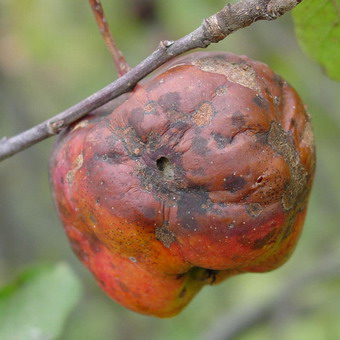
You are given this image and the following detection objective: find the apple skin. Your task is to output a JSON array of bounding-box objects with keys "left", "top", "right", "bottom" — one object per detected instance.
[{"left": 49, "top": 52, "right": 315, "bottom": 317}]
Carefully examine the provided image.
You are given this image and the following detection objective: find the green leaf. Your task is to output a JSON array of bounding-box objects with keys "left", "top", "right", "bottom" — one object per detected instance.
[
  {"left": 293, "top": 0, "right": 340, "bottom": 81},
  {"left": 0, "top": 263, "right": 82, "bottom": 340}
]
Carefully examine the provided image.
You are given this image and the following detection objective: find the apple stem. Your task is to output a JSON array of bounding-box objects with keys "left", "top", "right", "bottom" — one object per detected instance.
[{"left": 89, "top": 0, "right": 130, "bottom": 77}]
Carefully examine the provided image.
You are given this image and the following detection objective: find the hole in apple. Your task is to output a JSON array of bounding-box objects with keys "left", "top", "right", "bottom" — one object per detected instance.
[
  {"left": 156, "top": 156, "right": 174, "bottom": 180},
  {"left": 156, "top": 156, "right": 169, "bottom": 171}
]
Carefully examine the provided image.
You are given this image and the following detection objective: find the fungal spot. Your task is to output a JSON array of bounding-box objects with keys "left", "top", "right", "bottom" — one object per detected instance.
[
  {"left": 156, "top": 157, "right": 175, "bottom": 180},
  {"left": 253, "top": 95, "right": 268, "bottom": 110},
  {"left": 158, "top": 92, "right": 181, "bottom": 112},
  {"left": 142, "top": 207, "right": 156, "bottom": 219},
  {"left": 129, "top": 256, "right": 137, "bottom": 263},
  {"left": 192, "top": 102, "right": 214, "bottom": 126},
  {"left": 155, "top": 221, "right": 176, "bottom": 248},
  {"left": 66, "top": 153, "right": 84, "bottom": 184},
  {"left": 193, "top": 57, "right": 261, "bottom": 93},
  {"left": 246, "top": 203, "right": 263, "bottom": 217},
  {"left": 223, "top": 175, "right": 246, "bottom": 193},
  {"left": 192, "top": 136, "right": 209, "bottom": 156},
  {"left": 232, "top": 111, "right": 246, "bottom": 128},
  {"left": 213, "top": 133, "right": 232, "bottom": 149},
  {"left": 177, "top": 190, "right": 209, "bottom": 230},
  {"left": 268, "top": 121, "right": 307, "bottom": 211}
]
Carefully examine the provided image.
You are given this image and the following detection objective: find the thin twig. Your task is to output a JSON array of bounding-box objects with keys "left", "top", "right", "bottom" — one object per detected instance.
[
  {"left": 89, "top": 0, "right": 130, "bottom": 76},
  {"left": 0, "top": 0, "right": 302, "bottom": 162}
]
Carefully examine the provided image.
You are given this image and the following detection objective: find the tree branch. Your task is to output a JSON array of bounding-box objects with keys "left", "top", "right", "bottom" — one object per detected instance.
[
  {"left": 89, "top": 0, "right": 130, "bottom": 76},
  {"left": 0, "top": 0, "right": 302, "bottom": 162}
]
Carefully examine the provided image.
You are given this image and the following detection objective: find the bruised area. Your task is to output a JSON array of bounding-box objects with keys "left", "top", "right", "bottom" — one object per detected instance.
[{"left": 50, "top": 52, "right": 315, "bottom": 317}]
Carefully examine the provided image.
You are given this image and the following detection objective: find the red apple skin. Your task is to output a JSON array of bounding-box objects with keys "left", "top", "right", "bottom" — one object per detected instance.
[{"left": 50, "top": 52, "right": 315, "bottom": 317}]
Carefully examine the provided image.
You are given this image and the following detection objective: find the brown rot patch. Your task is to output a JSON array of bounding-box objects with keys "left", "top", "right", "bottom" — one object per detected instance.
[
  {"left": 232, "top": 111, "right": 246, "bottom": 128},
  {"left": 192, "top": 102, "right": 214, "bottom": 126},
  {"left": 155, "top": 221, "right": 176, "bottom": 248},
  {"left": 223, "top": 175, "right": 246, "bottom": 193},
  {"left": 268, "top": 121, "right": 307, "bottom": 211}
]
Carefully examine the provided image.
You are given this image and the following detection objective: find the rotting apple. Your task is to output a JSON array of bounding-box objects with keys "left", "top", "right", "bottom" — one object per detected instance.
[{"left": 49, "top": 52, "right": 315, "bottom": 317}]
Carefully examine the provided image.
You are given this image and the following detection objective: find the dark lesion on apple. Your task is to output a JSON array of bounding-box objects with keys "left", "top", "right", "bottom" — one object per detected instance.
[
  {"left": 223, "top": 174, "right": 247, "bottom": 193},
  {"left": 246, "top": 203, "right": 263, "bottom": 218},
  {"left": 267, "top": 121, "right": 307, "bottom": 211},
  {"left": 212, "top": 132, "right": 233, "bottom": 149},
  {"left": 155, "top": 221, "right": 176, "bottom": 248}
]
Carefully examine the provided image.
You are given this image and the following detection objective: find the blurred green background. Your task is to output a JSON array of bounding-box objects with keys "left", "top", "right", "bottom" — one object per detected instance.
[{"left": 1, "top": 0, "right": 340, "bottom": 339}]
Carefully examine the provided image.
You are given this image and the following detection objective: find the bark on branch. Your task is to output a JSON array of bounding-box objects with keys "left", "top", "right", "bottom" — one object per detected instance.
[{"left": 0, "top": 0, "right": 302, "bottom": 162}]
